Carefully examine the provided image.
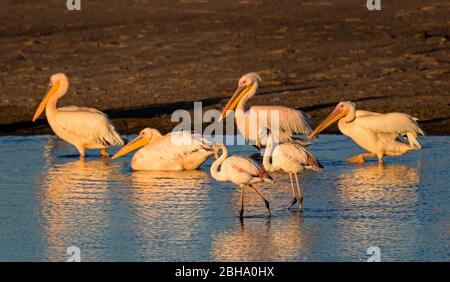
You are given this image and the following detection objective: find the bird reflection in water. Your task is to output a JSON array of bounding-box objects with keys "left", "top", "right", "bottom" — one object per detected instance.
[
  {"left": 336, "top": 164, "right": 420, "bottom": 206},
  {"left": 127, "top": 170, "right": 212, "bottom": 259},
  {"left": 39, "top": 152, "right": 123, "bottom": 261},
  {"left": 211, "top": 216, "right": 316, "bottom": 261},
  {"left": 334, "top": 164, "right": 421, "bottom": 257}
]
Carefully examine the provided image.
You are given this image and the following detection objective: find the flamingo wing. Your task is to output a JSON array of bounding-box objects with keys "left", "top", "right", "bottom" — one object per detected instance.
[
  {"left": 55, "top": 106, "right": 124, "bottom": 146},
  {"left": 228, "top": 156, "right": 270, "bottom": 179},
  {"left": 277, "top": 142, "right": 323, "bottom": 169}
]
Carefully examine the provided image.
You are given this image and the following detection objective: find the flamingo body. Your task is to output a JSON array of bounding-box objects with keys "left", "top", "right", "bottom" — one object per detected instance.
[
  {"left": 259, "top": 128, "right": 322, "bottom": 209},
  {"left": 210, "top": 144, "right": 272, "bottom": 217}
]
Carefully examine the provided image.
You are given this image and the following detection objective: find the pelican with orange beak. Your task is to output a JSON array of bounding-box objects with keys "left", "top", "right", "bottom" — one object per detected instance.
[
  {"left": 32, "top": 73, "right": 124, "bottom": 157},
  {"left": 112, "top": 128, "right": 214, "bottom": 171},
  {"left": 308, "top": 101, "right": 424, "bottom": 164},
  {"left": 220, "top": 73, "right": 313, "bottom": 147}
]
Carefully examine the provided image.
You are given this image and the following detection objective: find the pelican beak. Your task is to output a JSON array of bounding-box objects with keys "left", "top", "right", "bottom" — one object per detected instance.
[
  {"left": 308, "top": 106, "right": 348, "bottom": 138},
  {"left": 112, "top": 135, "right": 150, "bottom": 159},
  {"left": 219, "top": 83, "right": 254, "bottom": 121},
  {"left": 32, "top": 82, "right": 60, "bottom": 122}
]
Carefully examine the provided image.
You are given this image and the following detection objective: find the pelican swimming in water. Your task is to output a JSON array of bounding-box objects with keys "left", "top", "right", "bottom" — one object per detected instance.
[
  {"left": 32, "top": 73, "right": 124, "bottom": 157},
  {"left": 210, "top": 143, "right": 272, "bottom": 218},
  {"left": 112, "top": 128, "right": 214, "bottom": 171},
  {"left": 309, "top": 101, "right": 424, "bottom": 164},
  {"left": 220, "top": 72, "right": 313, "bottom": 147},
  {"left": 257, "top": 127, "right": 323, "bottom": 210}
]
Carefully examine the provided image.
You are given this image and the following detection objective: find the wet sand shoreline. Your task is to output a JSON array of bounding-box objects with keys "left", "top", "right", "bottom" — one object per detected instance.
[{"left": 0, "top": 0, "right": 448, "bottom": 135}]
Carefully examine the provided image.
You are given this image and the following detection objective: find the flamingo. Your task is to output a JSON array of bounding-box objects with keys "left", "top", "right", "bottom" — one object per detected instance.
[
  {"left": 220, "top": 72, "right": 314, "bottom": 147},
  {"left": 112, "top": 128, "right": 214, "bottom": 171},
  {"left": 308, "top": 101, "right": 425, "bottom": 164},
  {"left": 257, "top": 127, "right": 323, "bottom": 210},
  {"left": 32, "top": 73, "right": 124, "bottom": 157},
  {"left": 210, "top": 143, "right": 272, "bottom": 218}
]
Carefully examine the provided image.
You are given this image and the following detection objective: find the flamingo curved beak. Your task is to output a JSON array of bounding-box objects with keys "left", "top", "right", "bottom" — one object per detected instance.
[
  {"left": 112, "top": 135, "right": 150, "bottom": 159},
  {"left": 308, "top": 106, "right": 348, "bottom": 139},
  {"left": 219, "top": 83, "right": 254, "bottom": 121},
  {"left": 32, "top": 81, "right": 60, "bottom": 122}
]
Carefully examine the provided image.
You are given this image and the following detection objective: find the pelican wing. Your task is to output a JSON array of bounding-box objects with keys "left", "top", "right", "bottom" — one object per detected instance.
[
  {"left": 249, "top": 106, "right": 313, "bottom": 136},
  {"left": 355, "top": 110, "right": 381, "bottom": 117},
  {"left": 356, "top": 112, "right": 425, "bottom": 136},
  {"left": 55, "top": 106, "right": 124, "bottom": 146},
  {"left": 145, "top": 131, "right": 212, "bottom": 161}
]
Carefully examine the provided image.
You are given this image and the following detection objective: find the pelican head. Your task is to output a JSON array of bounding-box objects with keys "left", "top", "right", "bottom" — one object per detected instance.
[
  {"left": 112, "top": 128, "right": 162, "bottom": 159},
  {"left": 32, "top": 73, "right": 69, "bottom": 122},
  {"left": 220, "top": 72, "right": 261, "bottom": 120},
  {"left": 308, "top": 101, "right": 355, "bottom": 138}
]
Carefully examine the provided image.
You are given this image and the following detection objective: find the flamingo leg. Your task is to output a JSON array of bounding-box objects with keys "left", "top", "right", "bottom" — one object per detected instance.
[
  {"left": 249, "top": 185, "right": 271, "bottom": 217},
  {"left": 239, "top": 185, "right": 245, "bottom": 219},
  {"left": 100, "top": 148, "right": 110, "bottom": 157},
  {"left": 346, "top": 153, "right": 376, "bottom": 164},
  {"left": 287, "top": 173, "right": 297, "bottom": 209},
  {"left": 294, "top": 173, "right": 303, "bottom": 210}
]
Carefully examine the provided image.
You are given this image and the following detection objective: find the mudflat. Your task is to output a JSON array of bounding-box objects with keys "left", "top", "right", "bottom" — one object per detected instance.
[{"left": 0, "top": 0, "right": 448, "bottom": 135}]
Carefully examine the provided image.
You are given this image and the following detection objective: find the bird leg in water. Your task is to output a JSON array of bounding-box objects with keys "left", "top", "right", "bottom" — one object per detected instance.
[
  {"left": 287, "top": 173, "right": 297, "bottom": 209},
  {"left": 100, "top": 148, "right": 110, "bottom": 157},
  {"left": 239, "top": 185, "right": 245, "bottom": 218},
  {"left": 377, "top": 154, "right": 384, "bottom": 165},
  {"left": 346, "top": 153, "right": 376, "bottom": 164},
  {"left": 249, "top": 185, "right": 271, "bottom": 217},
  {"left": 76, "top": 146, "right": 86, "bottom": 158},
  {"left": 294, "top": 173, "right": 303, "bottom": 210}
]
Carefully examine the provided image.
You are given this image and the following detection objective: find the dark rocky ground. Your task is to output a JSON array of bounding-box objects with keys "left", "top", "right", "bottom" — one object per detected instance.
[{"left": 0, "top": 0, "right": 448, "bottom": 135}]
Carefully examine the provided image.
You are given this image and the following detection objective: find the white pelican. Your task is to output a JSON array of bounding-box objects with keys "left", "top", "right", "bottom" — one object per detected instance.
[
  {"left": 112, "top": 128, "right": 214, "bottom": 171},
  {"left": 220, "top": 72, "right": 314, "bottom": 146},
  {"left": 309, "top": 101, "right": 425, "bottom": 164},
  {"left": 257, "top": 127, "right": 323, "bottom": 210},
  {"left": 210, "top": 143, "right": 272, "bottom": 218},
  {"left": 32, "top": 73, "right": 124, "bottom": 157}
]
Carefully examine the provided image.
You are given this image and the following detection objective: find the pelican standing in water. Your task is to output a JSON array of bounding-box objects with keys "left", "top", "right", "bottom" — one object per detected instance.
[
  {"left": 220, "top": 73, "right": 313, "bottom": 147},
  {"left": 309, "top": 101, "right": 424, "bottom": 164},
  {"left": 210, "top": 144, "right": 272, "bottom": 218},
  {"left": 32, "top": 73, "right": 124, "bottom": 157},
  {"left": 112, "top": 128, "right": 214, "bottom": 171},
  {"left": 257, "top": 127, "right": 323, "bottom": 210}
]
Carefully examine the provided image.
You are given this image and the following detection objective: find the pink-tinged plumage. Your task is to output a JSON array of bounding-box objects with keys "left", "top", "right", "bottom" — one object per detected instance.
[
  {"left": 210, "top": 144, "right": 272, "bottom": 218},
  {"left": 259, "top": 127, "right": 322, "bottom": 209}
]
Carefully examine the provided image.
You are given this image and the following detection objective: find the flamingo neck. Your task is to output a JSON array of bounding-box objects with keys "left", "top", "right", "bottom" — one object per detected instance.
[
  {"left": 263, "top": 133, "right": 275, "bottom": 172},
  {"left": 210, "top": 145, "right": 228, "bottom": 181}
]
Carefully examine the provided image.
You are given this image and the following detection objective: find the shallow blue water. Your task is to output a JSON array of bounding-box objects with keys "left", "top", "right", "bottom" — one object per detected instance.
[{"left": 0, "top": 134, "right": 448, "bottom": 261}]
